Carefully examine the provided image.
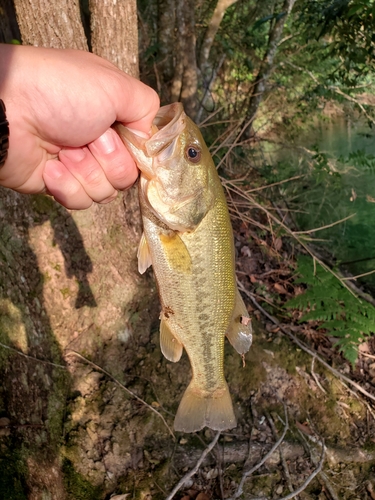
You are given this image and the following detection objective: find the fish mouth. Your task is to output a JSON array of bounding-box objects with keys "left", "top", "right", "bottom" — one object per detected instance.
[
  {"left": 115, "top": 103, "right": 186, "bottom": 177},
  {"left": 145, "top": 103, "right": 186, "bottom": 157}
]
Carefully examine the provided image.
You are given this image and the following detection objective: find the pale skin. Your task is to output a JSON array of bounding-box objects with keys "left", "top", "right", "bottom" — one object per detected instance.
[{"left": 0, "top": 44, "right": 160, "bottom": 209}]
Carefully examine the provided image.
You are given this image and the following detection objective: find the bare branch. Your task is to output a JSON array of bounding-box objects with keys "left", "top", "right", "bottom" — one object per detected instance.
[
  {"left": 293, "top": 213, "right": 356, "bottom": 235},
  {"left": 0, "top": 341, "right": 66, "bottom": 369},
  {"left": 266, "top": 412, "right": 296, "bottom": 496},
  {"left": 166, "top": 431, "right": 221, "bottom": 500},
  {"left": 228, "top": 405, "right": 289, "bottom": 499},
  {"left": 255, "top": 440, "right": 324, "bottom": 500},
  {"left": 199, "top": 0, "right": 238, "bottom": 71}
]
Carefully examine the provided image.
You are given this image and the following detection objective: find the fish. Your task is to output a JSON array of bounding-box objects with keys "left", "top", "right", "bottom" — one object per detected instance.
[{"left": 116, "top": 103, "right": 252, "bottom": 433}]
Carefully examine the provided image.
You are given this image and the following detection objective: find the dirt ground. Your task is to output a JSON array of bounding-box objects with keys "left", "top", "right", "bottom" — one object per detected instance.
[{"left": 1, "top": 190, "right": 375, "bottom": 500}]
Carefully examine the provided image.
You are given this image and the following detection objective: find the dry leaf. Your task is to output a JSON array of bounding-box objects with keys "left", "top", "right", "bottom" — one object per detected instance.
[
  {"left": 196, "top": 493, "right": 210, "bottom": 500},
  {"left": 296, "top": 421, "right": 314, "bottom": 435},
  {"left": 274, "top": 237, "right": 282, "bottom": 251},
  {"left": 241, "top": 245, "right": 251, "bottom": 257},
  {"left": 274, "top": 283, "right": 288, "bottom": 294}
]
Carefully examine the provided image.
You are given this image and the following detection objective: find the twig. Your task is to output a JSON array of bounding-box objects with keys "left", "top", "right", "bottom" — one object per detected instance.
[
  {"left": 0, "top": 341, "right": 66, "bottom": 369},
  {"left": 310, "top": 357, "right": 327, "bottom": 394},
  {"left": 336, "top": 377, "right": 375, "bottom": 422},
  {"left": 221, "top": 174, "right": 304, "bottom": 193},
  {"left": 166, "top": 431, "right": 221, "bottom": 500},
  {"left": 228, "top": 405, "right": 289, "bottom": 500},
  {"left": 251, "top": 441, "right": 325, "bottom": 500},
  {"left": 239, "top": 284, "right": 375, "bottom": 405},
  {"left": 297, "top": 430, "right": 338, "bottom": 500},
  {"left": 341, "top": 268, "right": 375, "bottom": 281},
  {"left": 293, "top": 213, "right": 356, "bottom": 235},
  {"left": 226, "top": 182, "right": 358, "bottom": 299},
  {"left": 359, "top": 351, "right": 375, "bottom": 360},
  {"left": 65, "top": 350, "right": 175, "bottom": 440},
  {"left": 266, "top": 412, "right": 296, "bottom": 496}
]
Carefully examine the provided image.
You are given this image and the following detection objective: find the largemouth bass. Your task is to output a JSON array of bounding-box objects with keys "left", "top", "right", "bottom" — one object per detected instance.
[{"left": 116, "top": 103, "right": 252, "bottom": 433}]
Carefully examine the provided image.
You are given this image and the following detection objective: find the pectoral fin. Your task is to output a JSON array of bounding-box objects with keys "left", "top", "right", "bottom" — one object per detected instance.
[
  {"left": 159, "top": 232, "right": 192, "bottom": 273},
  {"left": 160, "top": 317, "right": 183, "bottom": 362},
  {"left": 137, "top": 232, "right": 152, "bottom": 274},
  {"left": 226, "top": 290, "right": 253, "bottom": 355}
]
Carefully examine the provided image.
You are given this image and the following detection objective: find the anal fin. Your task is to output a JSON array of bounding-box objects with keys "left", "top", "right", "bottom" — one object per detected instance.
[
  {"left": 160, "top": 317, "right": 183, "bottom": 362},
  {"left": 226, "top": 290, "right": 253, "bottom": 355}
]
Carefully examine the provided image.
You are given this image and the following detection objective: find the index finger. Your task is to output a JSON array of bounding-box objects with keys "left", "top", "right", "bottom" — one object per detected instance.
[{"left": 111, "top": 72, "right": 160, "bottom": 135}]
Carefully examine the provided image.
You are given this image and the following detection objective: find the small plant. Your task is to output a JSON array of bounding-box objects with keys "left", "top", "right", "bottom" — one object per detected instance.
[{"left": 285, "top": 255, "right": 375, "bottom": 365}]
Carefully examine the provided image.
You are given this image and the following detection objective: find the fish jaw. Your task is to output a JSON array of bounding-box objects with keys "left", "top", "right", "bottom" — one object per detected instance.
[{"left": 115, "top": 123, "right": 154, "bottom": 179}]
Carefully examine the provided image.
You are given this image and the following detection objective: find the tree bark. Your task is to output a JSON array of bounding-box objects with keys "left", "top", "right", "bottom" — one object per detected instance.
[
  {"left": 0, "top": 1, "right": 158, "bottom": 498},
  {"left": 170, "top": 0, "right": 198, "bottom": 119},
  {"left": 157, "top": 0, "right": 176, "bottom": 100},
  {"left": 12, "top": 0, "right": 87, "bottom": 49},
  {"left": 241, "top": 0, "right": 296, "bottom": 140},
  {"left": 0, "top": 0, "right": 21, "bottom": 43},
  {"left": 198, "top": 0, "right": 238, "bottom": 73},
  {"left": 89, "top": 0, "right": 139, "bottom": 76}
]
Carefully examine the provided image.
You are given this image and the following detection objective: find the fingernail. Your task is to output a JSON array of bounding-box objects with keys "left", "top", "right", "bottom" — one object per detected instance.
[
  {"left": 60, "top": 148, "right": 86, "bottom": 162},
  {"left": 44, "top": 162, "right": 64, "bottom": 180},
  {"left": 92, "top": 129, "right": 117, "bottom": 154}
]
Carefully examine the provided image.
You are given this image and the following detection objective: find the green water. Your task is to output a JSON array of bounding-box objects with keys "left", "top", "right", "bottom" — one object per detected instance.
[
  {"left": 311, "top": 118, "right": 375, "bottom": 286},
  {"left": 268, "top": 117, "right": 375, "bottom": 288}
]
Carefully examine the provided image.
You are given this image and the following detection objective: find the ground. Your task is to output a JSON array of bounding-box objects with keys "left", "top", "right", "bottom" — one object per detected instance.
[{"left": 0, "top": 187, "right": 375, "bottom": 500}]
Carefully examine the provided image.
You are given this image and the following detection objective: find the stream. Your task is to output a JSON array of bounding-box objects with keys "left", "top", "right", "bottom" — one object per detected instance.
[{"left": 265, "top": 116, "right": 375, "bottom": 288}]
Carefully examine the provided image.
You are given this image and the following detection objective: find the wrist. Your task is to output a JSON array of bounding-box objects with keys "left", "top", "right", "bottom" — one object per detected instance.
[{"left": 0, "top": 99, "right": 9, "bottom": 168}]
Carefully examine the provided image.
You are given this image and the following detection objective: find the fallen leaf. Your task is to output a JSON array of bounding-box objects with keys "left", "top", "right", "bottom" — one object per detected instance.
[
  {"left": 196, "top": 493, "right": 210, "bottom": 500},
  {"left": 241, "top": 245, "right": 251, "bottom": 257},
  {"left": 274, "top": 237, "right": 282, "bottom": 251},
  {"left": 274, "top": 283, "right": 288, "bottom": 294},
  {"left": 296, "top": 421, "right": 314, "bottom": 435}
]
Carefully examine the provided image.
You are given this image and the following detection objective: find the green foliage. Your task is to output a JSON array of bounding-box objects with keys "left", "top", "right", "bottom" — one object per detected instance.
[
  {"left": 339, "top": 149, "right": 375, "bottom": 173},
  {"left": 285, "top": 255, "right": 375, "bottom": 364},
  {"left": 297, "top": 0, "right": 375, "bottom": 86}
]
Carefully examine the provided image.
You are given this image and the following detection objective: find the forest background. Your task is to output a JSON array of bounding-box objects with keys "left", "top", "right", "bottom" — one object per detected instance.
[{"left": 1, "top": 0, "right": 375, "bottom": 499}]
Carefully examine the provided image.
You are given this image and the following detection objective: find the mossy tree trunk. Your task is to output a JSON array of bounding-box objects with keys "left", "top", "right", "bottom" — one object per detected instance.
[{"left": 0, "top": 2, "right": 160, "bottom": 499}]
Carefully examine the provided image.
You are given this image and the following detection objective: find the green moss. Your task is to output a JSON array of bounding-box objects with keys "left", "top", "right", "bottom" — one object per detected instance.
[
  {"left": 59, "top": 288, "right": 71, "bottom": 299},
  {"left": 46, "top": 371, "right": 69, "bottom": 450},
  {"left": 62, "top": 458, "right": 103, "bottom": 500},
  {"left": 30, "top": 194, "right": 56, "bottom": 216},
  {"left": 0, "top": 450, "right": 28, "bottom": 500}
]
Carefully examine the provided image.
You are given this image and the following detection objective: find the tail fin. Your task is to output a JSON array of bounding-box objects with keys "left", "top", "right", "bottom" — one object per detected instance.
[{"left": 174, "top": 382, "right": 236, "bottom": 433}]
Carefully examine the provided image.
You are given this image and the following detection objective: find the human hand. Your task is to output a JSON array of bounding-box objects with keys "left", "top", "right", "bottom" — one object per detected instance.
[{"left": 0, "top": 44, "right": 159, "bottom": 209}]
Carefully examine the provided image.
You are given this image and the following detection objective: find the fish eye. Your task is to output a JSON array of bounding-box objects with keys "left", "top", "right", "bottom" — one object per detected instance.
[{"left": 186, "top": 146, "right": 201, "bottom": 163}]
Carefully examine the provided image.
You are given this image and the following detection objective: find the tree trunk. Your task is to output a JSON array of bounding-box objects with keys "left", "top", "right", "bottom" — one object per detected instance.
[
  {"left": 0, "top": 0, "right": 21, "bottom": 44},
  {"left": 198, "top": 0, "right": 238, "bottom": 73},
  {"left": 89, "top": 0, "right": 139, "bottom": 77},
  {"left": 170, "top": 0, "right": 198, "bottom": 119},
  {"left": 241, "top": 0, "right": 296, "bottom": 140},
  {"left": 0, "top": 2, "right": 160, "bottom": 499},
  {"left": 12, "top": 0, "right": 87, "bottom": 49},
  {"left": 157, "top": 0, "right": 176, "bottom": 101}
]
